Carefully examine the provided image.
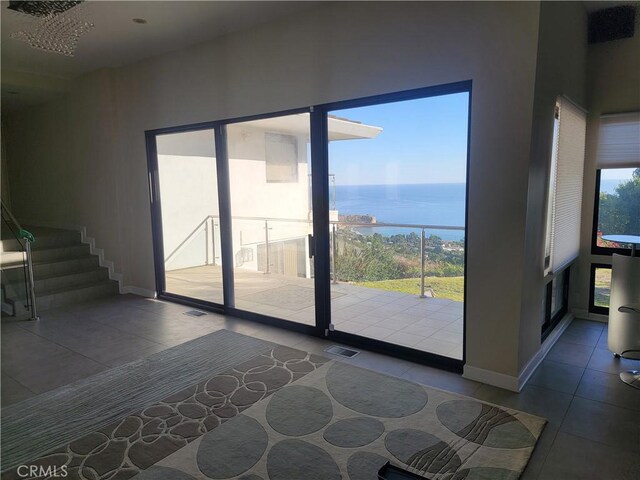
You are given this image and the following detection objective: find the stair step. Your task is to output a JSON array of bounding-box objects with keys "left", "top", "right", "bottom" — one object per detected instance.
[
  {"left": 1, "top": 228, "right": 81, "bottom": 253},
  {"left": 1, "top": 255, "right": 100, "bottom": 281},
  {"left": 3, "top": 267, "right": 110, "bottom": 298},
  {"left": 1, "top": 225, "right": 120, "bottom": 316},
  {"left": 32, "top": 244, "right": 91, "bottom": 263},
  {"left": 14, "top": 280, "right": 119, "bottom": 311},
  {"left": 1, "top": 244, "right": 90, "bottom": 267}
]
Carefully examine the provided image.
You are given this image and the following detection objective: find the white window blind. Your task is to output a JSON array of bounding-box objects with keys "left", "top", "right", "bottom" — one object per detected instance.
[
  {"left": 548, "top": 97, "right": 587, "bottom": 274},
  {"left": 596, "top": 112, "right": 640, "bottom": 168}
]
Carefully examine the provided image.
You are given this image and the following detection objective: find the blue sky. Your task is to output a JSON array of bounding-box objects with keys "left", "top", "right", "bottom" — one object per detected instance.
[
  {"left": 600, "top": 167, "right": 636, "bottom": 180},
  {"left": 328, "top": 92, "right": 469, "bottom": 185}
]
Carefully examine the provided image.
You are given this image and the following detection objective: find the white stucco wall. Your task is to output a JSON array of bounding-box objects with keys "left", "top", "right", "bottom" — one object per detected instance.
[
  {"left": 4, "top": 1, "right": 541, "bottom": 382},
  {"left": 157, "top": 123, "right": 312, "bottom": 272}
]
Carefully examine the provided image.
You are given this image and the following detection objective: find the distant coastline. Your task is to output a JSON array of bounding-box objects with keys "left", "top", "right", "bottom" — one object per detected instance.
[{"left": 334, "top": 183, "right": 466, "bottom": 241}]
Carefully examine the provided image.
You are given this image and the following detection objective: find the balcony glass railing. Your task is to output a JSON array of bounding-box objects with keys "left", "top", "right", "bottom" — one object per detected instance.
[{"left": 164, "top": 215, "right": 464, "bottom": 301}]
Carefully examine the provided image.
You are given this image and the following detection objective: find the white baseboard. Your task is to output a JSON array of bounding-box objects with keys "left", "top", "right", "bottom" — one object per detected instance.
[
  {"left": 121, "top": 285, "right": 156, "bottom": 298},
  {"left": 463, "top": 365, "right": 520, "bottom": 392},
  {"left": 464, "top": 312, "right": 575, "bottom": 392},
  {"left": 517, "top": 312, "right": 574, "bottom": 390}
]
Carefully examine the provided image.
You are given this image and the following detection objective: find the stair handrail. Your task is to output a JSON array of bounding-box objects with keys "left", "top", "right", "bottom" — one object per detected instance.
[{"left": 1, "top": 200, "right": 38, "bottom": 320}]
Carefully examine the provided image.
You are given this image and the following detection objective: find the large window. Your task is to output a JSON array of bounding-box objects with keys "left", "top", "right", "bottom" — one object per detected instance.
[
  {"left": 591, "top": 112, "right": 640, "bottom": 255},
  {"left": 147, "top": 80, "right": 470, "bottom": 371},
  {"left": 592, "top": 168, "right": 640, "bottom": 254},
  {"left": 327, "top": 92, "right": 468, "bottom": 360}
]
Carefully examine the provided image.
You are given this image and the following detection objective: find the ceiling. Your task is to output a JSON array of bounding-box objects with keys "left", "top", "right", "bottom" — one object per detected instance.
[
  {"left": 1, "top": 1, "right": 318, "bottom": 112},
  {"left": 1, "top": 1, "right": 637, "bottom": 113}
]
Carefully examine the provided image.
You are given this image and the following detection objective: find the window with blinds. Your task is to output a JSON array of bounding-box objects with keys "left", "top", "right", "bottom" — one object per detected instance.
[
  {"left": 596, "top": 112, "right": 640, "bottom": 169},
  {"left": 592, "top": 112, "right": 640, "bottom": 254},
  {"left": 544, "top": 97, "right": 587, "bottom": 275}
]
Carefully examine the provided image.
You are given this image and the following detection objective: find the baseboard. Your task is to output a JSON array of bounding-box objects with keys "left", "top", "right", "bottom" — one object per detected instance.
[
  {"left": 517, "top": 312, "right": 574, "bottom": 391},
  {"left": 463, "top": 312, "right": 575, "bottom": 392},
  {"left": 463, "top": 365, "right": 520, "bottom": 392},
  {"left": 121, "top": 286, "right": 156, "bottom": 298},
  {"left": 571, "top": 308, "right": 608, "bottom": 323}
]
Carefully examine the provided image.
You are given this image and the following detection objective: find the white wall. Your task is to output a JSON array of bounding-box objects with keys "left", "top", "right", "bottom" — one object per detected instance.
[
  {"left": 575, "top": 11, "right": 640, "bottom": 317},
  {"left": 519, "top": 1, "right": 588, "bottom": 371},
  {"left": 157, "top": 153, "right": 219, "bottom": 270},
  {"left": 156, "top": 124, "right": 312, "bottom": 272},
  {"left": 4, "top": 1, "right": 541, "bottom": 381}
]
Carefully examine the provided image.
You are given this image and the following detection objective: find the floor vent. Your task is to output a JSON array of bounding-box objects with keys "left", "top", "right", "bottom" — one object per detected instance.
[
  {"left": 183, "top": 310, "right": 207, "bottom": 317},
  {"left": 325, "top": 345, "right": 360, "bottom": 358}
]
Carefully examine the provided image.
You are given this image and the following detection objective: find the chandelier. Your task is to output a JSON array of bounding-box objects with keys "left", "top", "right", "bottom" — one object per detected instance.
[{"left": 8, "top": 1, "right": 95, "bottom": 57}]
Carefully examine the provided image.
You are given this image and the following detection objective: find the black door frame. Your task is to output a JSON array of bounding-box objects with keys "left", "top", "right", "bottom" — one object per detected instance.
[{"left": 145, "top": 80, "right": 472, "bottom": 372}]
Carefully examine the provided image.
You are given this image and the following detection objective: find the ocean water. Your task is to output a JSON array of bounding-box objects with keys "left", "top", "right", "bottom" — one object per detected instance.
[
  {"left": 333, "top": 178, "right": 630, "bottom": 242},
  {"left": 334, "top": 183, "right": 466, "bottom": 241}
]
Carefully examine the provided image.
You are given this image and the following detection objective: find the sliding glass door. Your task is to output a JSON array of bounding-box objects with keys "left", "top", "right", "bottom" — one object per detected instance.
[
  {"left": 324, "top": 93, "right": 469, "bottom": 360},
  {"left": 155, "top": 129, "right": 223, "bottom": 304},
  {"left": 148, "top": 81, "right": 470, "bottom": 367},
  {"left": 226, "top": 114, "right": 316, "bottom": 325}
]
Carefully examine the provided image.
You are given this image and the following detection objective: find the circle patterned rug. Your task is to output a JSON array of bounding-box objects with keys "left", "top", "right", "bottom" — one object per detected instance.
[{"left": 137, "top": 361, "right": 546, "bottom": 479}]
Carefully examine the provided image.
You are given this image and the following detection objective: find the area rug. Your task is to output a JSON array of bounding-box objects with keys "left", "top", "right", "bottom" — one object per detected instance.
[
  {"left": 0, "top": 330, "right": 284, "bottom": 472},
  {"left": 140, "top": 361, "right": 546, "bottom": 480},
  {"left": 1, "top": 341, "right": 328, "bottom": 479}
]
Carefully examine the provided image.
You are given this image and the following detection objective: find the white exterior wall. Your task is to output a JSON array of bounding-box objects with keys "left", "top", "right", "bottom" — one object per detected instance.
[{"left": 158, "top": 124, "right": 312, "bottom": 272}]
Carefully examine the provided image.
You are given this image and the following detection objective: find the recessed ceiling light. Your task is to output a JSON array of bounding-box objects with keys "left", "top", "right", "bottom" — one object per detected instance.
[{"left": 132, "top": 18, "right": 147, "bottom": 24}]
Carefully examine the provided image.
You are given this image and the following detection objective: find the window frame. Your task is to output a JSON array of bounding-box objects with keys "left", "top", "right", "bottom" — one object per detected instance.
[
  {"left": 145, "top": 80, "right": 472, "bottom": 374},
  {"left": 542, "top": 265, "right": 570, "bottom": 341},
  {"left": 590, "top": 169, "right": 637, "bottom": 256}
]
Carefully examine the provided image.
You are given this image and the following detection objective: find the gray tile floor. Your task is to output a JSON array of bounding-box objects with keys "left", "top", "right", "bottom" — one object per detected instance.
[
  {"left": 1, "top": 296, "right": 639, "bottom": 479},
  {"left": 166, "top": 265, "right": 464, "bottom": 359}
]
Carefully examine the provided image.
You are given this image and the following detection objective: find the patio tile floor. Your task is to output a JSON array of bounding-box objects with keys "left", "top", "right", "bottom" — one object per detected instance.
[{"left": 166, "top": 265, "right": 463, "bottom": 359}]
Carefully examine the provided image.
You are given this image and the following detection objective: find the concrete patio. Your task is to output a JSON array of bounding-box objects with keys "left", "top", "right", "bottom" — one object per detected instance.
[{"left": 166, "top": 265, "right": 463, "bottom": 359}]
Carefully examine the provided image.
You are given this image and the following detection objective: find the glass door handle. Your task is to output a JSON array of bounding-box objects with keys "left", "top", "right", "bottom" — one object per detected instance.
[{"left": 308, "top": 234, "right": 315, "bottom": 258}]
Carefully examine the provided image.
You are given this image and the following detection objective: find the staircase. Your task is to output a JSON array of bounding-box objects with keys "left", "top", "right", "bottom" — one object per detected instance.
[{"left": 1, "top": 226, "right": 119, "bottom": 319}]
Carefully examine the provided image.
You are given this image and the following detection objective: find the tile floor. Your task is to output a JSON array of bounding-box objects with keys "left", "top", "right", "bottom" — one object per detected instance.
[
  {"left": 166, "top": 265, "right": 464, "bottom": 359},
  {"left": 1, "top": 296, "right": 639, "bottom": 479}
]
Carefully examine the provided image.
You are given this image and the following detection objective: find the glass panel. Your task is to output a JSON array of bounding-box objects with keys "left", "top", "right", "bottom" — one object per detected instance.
[
  {"left": 596, "top": 168, "right": 639, "bottom": 248},
  {"left": 227, "top": 114, "right": 314, "bottom": 325},
  {"left": 156, "top": 129, "right": 223, "bottom": 304},
  {"left": 594, "top": 267, "right": 612, "bottom": 309},
  {"left": 328, "top": 93, "right": 469, "bottom": 359}
]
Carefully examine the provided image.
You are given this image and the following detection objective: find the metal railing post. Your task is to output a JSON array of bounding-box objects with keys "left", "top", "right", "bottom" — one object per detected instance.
[
  {"left": 420, "top": 227, "right": 426, "bottom": 298},
  {"left": 332, "top": 223, "right": 338, "bottom": 284},
  {"left": 211, "top": 218, "right": 217, "bottom": 266},
  {"left": 205, "top": 217, "right": 210, "bottom": 265},
  {"left": 24, "top": 240, "right": 39, "bottom": 320},
  {"left": 264, "top": 220, "right": 270, "bottom": 274}
]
